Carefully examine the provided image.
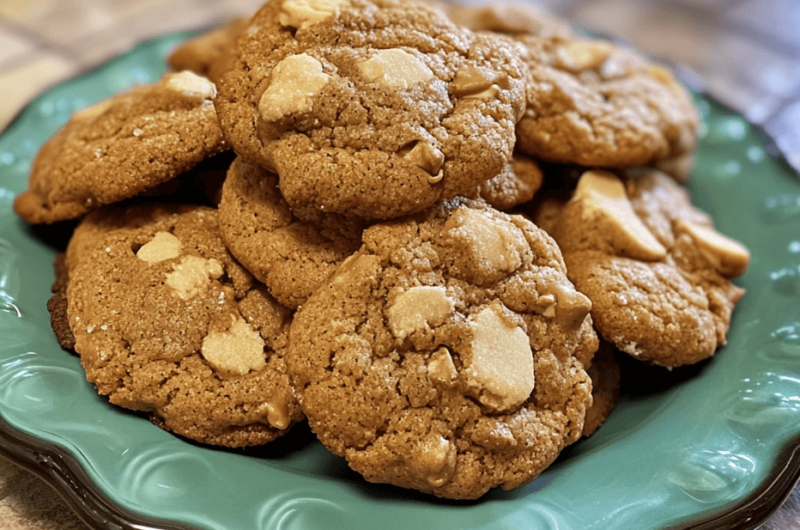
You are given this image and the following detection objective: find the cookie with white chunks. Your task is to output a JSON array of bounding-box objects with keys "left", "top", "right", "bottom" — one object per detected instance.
[
  {"left": 515, "top": 33, "right": 698, "bottom": 168},
  {"left": 582, "top": 339, "right": 620, "bottom": 438},
  {"left": 534, "top": 169, "right": 749, "bottom": 368},
  {"left": 13, "top": 71, "right": 227, "bottom": 224},
  {"left": 214, "top": 0, "right": 527, "bottom": 220},
  {"left": 66, "top": 204, "right": 303, "bottom": 447},
  {"left": 168, "top": 17, "right": 249, "bottom": 83},
  {"left": 287, "top": 198, "right": 598, "bottom": 499},
  {"left": 219, "top": 156, "right": 365, "bottom": 309}
]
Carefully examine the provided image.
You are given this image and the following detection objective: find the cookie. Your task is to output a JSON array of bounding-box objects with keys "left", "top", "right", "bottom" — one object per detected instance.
[
  {"left": 218, "top": 156, "right": 364, "bottom": 308},
  {"left": 533, "top": 169, "right": 749, "bottom": 367},
  {"left": 582, "top": 339, "right": 620, "bottom": 438},
  {"left": 168, "top": 17, "right": 249, "bottom": 83},
  {"left": 66, "top": 203, "right": 303, "bottom": 447},
  {"left": 215, "top": 0, "right": 527, "bottom": 220},
  {"left": 287, "top": 198, "right": 598, "bottom": 499},
  {"left": 441, "top": 1, "right": 572, "bottom": 39},
  {"left": 47, "top": 253, "right": 75, "bottom": 350},
  {"left": 13, "top": 71, "right": 227, "bottom": 224},
  {"left": 515, "top": 34, "right": 699, "bottom": 168},
  {"left": 478, "top": 152, "right": 544, "bottom": 210}
]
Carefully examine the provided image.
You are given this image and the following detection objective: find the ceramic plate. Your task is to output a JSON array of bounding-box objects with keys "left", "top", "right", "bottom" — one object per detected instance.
[{"left": 1, "top": 32, "right": 800, "bottom": 530}]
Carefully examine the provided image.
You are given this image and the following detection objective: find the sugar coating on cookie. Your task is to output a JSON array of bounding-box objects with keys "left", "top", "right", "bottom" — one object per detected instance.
[
  {"left": 478, "top": 152, "right": 544, "bottom": 210},
  {"left": 66, "top": 204, "right": 303, "bottom": 447},
  {"left": 287, "top": 198, "right": 598, "bottom": 499},
  {"left": 13, "top": 72, "right": 227, "bottom": 224},
  {"left": 515, "top": 33, "right": 699, "bottom": 168},
  {"left": 535, "top": 169, "right": 748, "bottom": 367},
  {"left": 218, "top": 157, "right": 365, "bottom": 308},
  {"left": 215, "top": 0, "right": 527, "bottom": 220}
]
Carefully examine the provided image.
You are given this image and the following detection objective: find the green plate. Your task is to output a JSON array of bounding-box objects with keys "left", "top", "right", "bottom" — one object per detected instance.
[{"left": 1, "top": 32, "right": 799, "bottom": 530}]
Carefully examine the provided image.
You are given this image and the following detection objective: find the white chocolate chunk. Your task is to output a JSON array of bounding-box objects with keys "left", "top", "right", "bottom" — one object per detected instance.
[
  {"left": 675, "top": 219, "right": 750, "bottom": 277},
  {"left": 558, "top": 41, "right": 614, "bottom": 71},
  {"left": 259, "top": 54, "right": 331, "bottom": 122},
  {"left": 465, "top": 306, "right": 534, "bottom": 413},
  {"left": 386, "top": 286, "right": 454, "bottom": 340},
  {"left": 427, "top": 347, "right": 457, "bottom": 386},
  {"left": 166, "top": 71, "right": 217, "bottom": 99},
  {"left": 264, "top": 401, "right": 291, "bottom": 430},
  {"left": 136, "top": 232, "right": 181, "bottom": 263},
  {"left": 359, "top": 48, "right": 434, "bottom": 89},
  {"left": 410, "top": 435, "right": 457, "bottom": 487},
  {"left": 575, "top": 170, "right": 667, "bottom": 261},
  {"left": 451, "top": 66, "right": 502, "bottom": 98},
  {"left": 279, "top": 0, "right": 348, "bottom": 30},
  {"left": 445, "top": 208, "right": 525, "bottom": 283},
  {"left": 201, "top": 316, "right": 266, "bottom": 375},
  {"left": 400, "top": 141, "right": 444, "bottom": 176},
  {"left": 165, "top": 256, "right": 224, "bottom": 301}
]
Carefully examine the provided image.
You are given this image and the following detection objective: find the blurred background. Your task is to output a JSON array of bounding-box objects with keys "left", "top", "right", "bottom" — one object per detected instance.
[{"left": 0, "top": 0, "right": 798, "bottom": 529}]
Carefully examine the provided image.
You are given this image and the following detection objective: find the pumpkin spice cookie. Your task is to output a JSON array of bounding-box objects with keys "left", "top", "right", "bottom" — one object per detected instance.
[
  {"left": 478, "top": 152, "right": 544, "bottom": 211},
  {"left": 66, "top": 204, "right": 303, "bottom": 447},
  {"left": 441, "top": 0, "right": 572, "bottom": 39},
  {"left": 168, "top": 17, "right": 249, "bottom": 83},
  {"left": 288, "top": 198, "right": 598, "bottom": 499},
  {"left": 215, "top": 0, "right": 527, "bottom": 220},
  {"left": 218, "top": 156, "right": 365, "bottom": 308},
  {"left": 582, "top": 339, "right": 620, "bottom": 438},
  {"left": 13, "top": 71, "right": 227, "bottom": 224},
  {"left": 533, "top": 169, "right": 749, "bottom": 368},
  {"left": 515, "top": 34, "right": 699, "bottom": 168}
]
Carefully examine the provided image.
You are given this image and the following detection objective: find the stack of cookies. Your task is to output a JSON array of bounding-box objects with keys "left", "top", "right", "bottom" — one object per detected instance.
[{"left": 13, "top": 0, "right": 750, "bottom": 500}]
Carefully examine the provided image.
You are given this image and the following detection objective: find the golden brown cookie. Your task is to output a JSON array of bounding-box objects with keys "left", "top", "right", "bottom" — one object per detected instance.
[
  {"left": 516, "top": 35, "right": 698, "bottom": 168},
  {"left": 66, "top": 204, "right": 303, "bottom": 447},
  {"left": 533, "top": 169, "right": 749, "bottom": 367},
  {"left": 47, "top": 253, "right": 75, "bottom": 350},
  {"left": 215, "top": 0, "right": 527, "bottom": 220},
  {"left": 478, "top": 152, "right": 544, "bottom": 210},
  {"left": 168, "top": 18, "right": 249, "bottom": 83},
  {"left": 582, "top": 339, "right": 620, "bottom": 438},
  {"left": 287, "top": 198, "right": 597, "bottom": 499},
  {"left": 441, "top": 0, "right": 572, "bottom": 39},
  {"left": 13, "top": 71, "right": 226, "bottom": 224},
  {"left": 218, "top": 156, "right": 364, "bottom": 308}
]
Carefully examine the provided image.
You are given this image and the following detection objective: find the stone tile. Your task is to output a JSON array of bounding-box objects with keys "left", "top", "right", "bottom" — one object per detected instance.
[
  {"left": 0, "top": 29, "right": 33, "bottom": 65},
  {"left": 730, "top": 0, "right": 800, "bottom": 51},
  {"left": 0, "top": 52, "right": 76, "bottom": 132},
  {"left": 571, "top": 0, "right": 800, "bottom": 122}
]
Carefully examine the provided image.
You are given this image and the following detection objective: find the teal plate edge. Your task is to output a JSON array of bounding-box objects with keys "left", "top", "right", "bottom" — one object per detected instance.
[{"left": 1, "top": 32, "right": 800, "bottom": 530}]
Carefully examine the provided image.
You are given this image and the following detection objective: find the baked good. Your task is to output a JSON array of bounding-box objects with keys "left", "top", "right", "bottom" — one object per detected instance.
[
  {"left": 582, "top": 339, "right": 620, "bottom": 437},
  {"left": 13, "top": 71, "right": 226, "bottom": 224},
  {"left": 533, "top": 168, "right": 749, "bottom": 367},
  {"left": 168, "top": 17, "right": 249, "bottom": 83},
  {"left": 66, "top": 203, "right": 302, "bottom": 446},
  {"left": 214, "top": 0, "right": 527, "bottom": 219},
  {"left": 287, "top": 198, "right": 597, "bottom": 498},
  {"left": 478, "top": 152, "right": 544, "bottom": 210},
  {"left": 218, "top": 156, "right": 364, "bottom": 308}
]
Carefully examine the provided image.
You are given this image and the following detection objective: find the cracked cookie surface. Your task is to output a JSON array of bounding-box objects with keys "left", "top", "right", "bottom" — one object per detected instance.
[
  {"left": 287, "top": 198, "right": 597, "bottom": 499},
  {"left": 66, "top": 204, "right": 302, "bottom": 447},
  {"left": 534, "top": 169, "right": 749, "bottom": 367},
  {"left": 515, "top": 33, "right": 698, "bottom": 168},
  {"left": 13, "top": 71, "right": 226, "bottom": 224},
  {"left": 219, "top": 156, "right": 364, "bottom": 308},
  {"left": 215, "top": 0, "right": 526, "bottom": 220}
]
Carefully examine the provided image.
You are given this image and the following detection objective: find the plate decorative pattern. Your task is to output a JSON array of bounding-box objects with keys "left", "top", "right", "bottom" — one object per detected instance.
[{"left": 1, "top": 33, "right": 800, "bottom": 530}]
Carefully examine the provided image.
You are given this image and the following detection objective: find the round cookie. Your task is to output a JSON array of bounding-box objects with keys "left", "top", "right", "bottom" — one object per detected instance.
[
  {"left": 582, "top": 339, "right": 620, "bottom": 438},
  {"left": 478, "top": 152, "right": 544, "bottom": 211},
  {"left": 218, "top": 156, "right": 365, "bottom": 308},
  {"left": 288, "top": 198, "right": 598, "bottom": 499},
  {"left": 215, "top": 0, "right": 527, "bottom": 220},
  {"left": 515, "top": 34, "right": 699, "bottom": 168},
  {"left": 533, "top": 169, "right": 749, "bottom": 367},
  {"left": 441, "top": 1, "right": 572, "bottom": 39},
  {"left": 13, "top": 71, "right": 227, "bottom": 224},
  {"left": 168, "top": 17, "right": 249, "bottom": 83},
  {"left": 66, "top": 203, "right": 303, "bottom": 447}
]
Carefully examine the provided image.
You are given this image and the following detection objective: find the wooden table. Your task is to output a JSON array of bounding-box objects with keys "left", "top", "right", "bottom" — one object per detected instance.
[{"left": 0, "top": 0, "right": 798, "bottom": 529}]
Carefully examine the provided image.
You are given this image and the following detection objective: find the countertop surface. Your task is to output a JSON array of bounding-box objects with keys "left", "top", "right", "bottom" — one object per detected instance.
[{"left": 0, "top": 0, "right": 798, "bottom": 529}]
